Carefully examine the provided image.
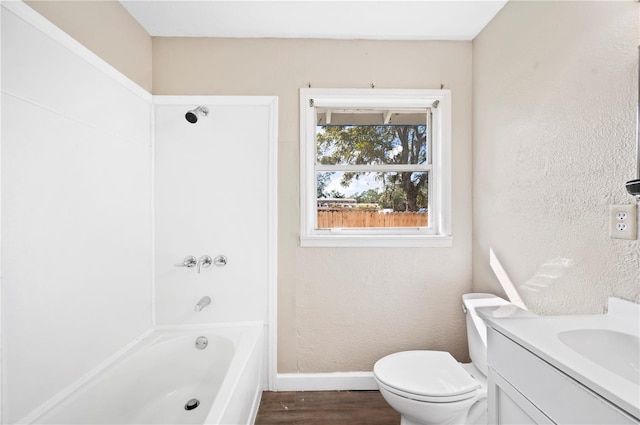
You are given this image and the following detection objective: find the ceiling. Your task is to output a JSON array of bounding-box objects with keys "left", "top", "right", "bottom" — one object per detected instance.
[{"left": 120, "top": 1, "right": 508, "bottom": 41}]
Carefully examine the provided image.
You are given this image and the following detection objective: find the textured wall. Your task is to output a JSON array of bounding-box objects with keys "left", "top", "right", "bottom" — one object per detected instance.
[
  {"left": 472, "top": 1, "right": 640, "bottom": 315},
  {"left": 25, "top": 0, "right": 152, "bottom": 92},
  {"left": 153, "top": 38, "right": 474, "bottom": 372}
]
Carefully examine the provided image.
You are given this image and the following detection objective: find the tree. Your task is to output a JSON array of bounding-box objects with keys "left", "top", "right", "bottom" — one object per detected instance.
[
  {"left": 317, "top": 172, "right": 331, "bottom": 198},
  {"left": 325, "top": 190, "right": 345, "bottom": 199},
  {"left": 317, "top": 124, "right": 428, "bottom": 211},
  {"left": 354, "top": 188, "right": 382, "bottom": 204},
  {"left": 380, "top": 184, "right": 407, "bottom": 210}
]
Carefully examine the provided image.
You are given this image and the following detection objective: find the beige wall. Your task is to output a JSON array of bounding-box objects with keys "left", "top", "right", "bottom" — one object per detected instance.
[
  {"left": 153, "top": 38, "right": 474, "bottom": 372},
  {"left": 25, "top": 1, "right": 152, "bottom": 92},
  {"left": 472, "top": 1, "right": 640, "bottom": 315}
]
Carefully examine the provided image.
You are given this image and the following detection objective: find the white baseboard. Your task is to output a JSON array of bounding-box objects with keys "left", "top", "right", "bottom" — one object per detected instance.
[{"left": 275, "top": 372, "right": 378, "bottom": 392}]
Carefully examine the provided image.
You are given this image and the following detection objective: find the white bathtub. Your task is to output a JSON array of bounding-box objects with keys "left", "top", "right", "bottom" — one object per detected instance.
[{"left": 30, "top": 323, "right": 265, "bottom": 425}]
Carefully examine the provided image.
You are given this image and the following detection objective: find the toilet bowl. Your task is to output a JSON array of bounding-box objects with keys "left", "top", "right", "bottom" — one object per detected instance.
[
  {"left": 373, "top": 293, "right": 528, "bottom": 425},
  {"left": 374, "top": 351, "right": 484, "bottom": 425}
]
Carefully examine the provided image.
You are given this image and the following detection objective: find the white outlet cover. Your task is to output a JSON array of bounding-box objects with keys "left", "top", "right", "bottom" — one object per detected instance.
[{"left": 609, "top": 204, "right": 637, "bottom": 240}]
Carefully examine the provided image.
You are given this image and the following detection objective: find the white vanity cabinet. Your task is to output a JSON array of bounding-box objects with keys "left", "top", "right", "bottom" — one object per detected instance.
[{"left": 487, "top": 327, "right": 639, "bottom": 425}]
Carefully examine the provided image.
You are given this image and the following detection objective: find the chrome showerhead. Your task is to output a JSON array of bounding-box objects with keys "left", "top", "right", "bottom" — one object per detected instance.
[{"left": 185, "top": 106, "right": 209, "bottom": 123}]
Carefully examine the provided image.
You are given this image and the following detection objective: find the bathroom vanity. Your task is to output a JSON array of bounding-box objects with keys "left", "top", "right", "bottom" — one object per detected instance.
[{"left": 482, "top": 298, "right": 640, "bottom": 425}]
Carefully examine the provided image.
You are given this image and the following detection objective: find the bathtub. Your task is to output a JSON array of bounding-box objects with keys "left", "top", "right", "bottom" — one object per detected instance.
[{"left": 30, "top": 323, "right": 265, "bottom": 425}]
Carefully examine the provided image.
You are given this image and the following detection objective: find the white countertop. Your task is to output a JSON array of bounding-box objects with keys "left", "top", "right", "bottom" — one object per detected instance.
[{"left": 480, "top": 298, "right": 640, "bottom": 421}]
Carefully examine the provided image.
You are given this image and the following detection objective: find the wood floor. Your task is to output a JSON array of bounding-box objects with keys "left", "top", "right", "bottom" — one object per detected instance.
[{"left": 254, "top": 390, "right": 400, "bottom": 425}]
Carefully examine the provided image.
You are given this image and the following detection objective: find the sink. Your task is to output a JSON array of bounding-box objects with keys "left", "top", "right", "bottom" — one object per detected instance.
[
  {"left": 557, "top": 329, "right": 640, "bottom": 385},
  {"left": 485, "top": 298, "right": 640, "bottom": 421}
]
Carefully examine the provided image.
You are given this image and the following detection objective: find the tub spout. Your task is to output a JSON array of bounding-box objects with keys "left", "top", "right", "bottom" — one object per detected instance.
[{"left": 195, "top": 296, "right": 211, "bottom": 311}]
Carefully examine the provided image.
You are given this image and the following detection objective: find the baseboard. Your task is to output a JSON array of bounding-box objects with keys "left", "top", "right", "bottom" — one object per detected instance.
[{"left": 275, "top": 372, "right": 378, "bottom": 392}]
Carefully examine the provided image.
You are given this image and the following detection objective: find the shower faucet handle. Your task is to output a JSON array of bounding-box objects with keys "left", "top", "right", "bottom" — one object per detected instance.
[
  {"left": 213, "top": 255, "right": 227, "bottom": 267},
  {"left": 175, "top": 256, "right": 197, "bottom": 268},
  {"left": 197, "top": 255, "right": 212, "bottom": 273}
]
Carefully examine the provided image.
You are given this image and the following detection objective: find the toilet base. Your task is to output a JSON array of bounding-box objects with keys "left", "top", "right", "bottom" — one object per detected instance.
[
  {"left": 400, "top": 416, "right": 422, "bottom": 425},
  {"left": 395, "top": 400, "right": 487, "bottom": 425},
  {"left": 377, "top": 382, "right": 479, "bottom": 425}
]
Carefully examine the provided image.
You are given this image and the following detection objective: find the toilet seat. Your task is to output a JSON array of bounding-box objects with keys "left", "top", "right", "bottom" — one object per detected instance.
[
  {"left": 373, "top": 351, "right": 480, "bottom": 403},
  {"left": 376, "top": 379, "right": 477, "bottom": 403}
]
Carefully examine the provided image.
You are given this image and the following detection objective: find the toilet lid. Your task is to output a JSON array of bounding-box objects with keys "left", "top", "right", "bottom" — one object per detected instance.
[{"left": 374, "top": 351, "right": 480, "bottom": 398}]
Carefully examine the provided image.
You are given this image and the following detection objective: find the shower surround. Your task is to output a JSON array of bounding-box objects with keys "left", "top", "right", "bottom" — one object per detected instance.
[
  {"left": 1, "top": 2, "right": 277, "bottom": 423},
  {"left": 153, "top": 96, "right": 277, "bottom": 330}
]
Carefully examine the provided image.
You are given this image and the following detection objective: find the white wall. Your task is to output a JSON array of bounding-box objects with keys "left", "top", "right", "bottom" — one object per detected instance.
[
  {"left": 1, "top": 4, "right": 153, "bottom": 422},
  {"left": 153, "top": 98, "right": 276, "bottom": 326},
  {"left": 472, "top": 1, "right": 640, "bottom": 314}
]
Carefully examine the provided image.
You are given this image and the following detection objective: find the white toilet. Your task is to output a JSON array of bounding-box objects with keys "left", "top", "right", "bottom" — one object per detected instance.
[{"left": 373, "top": 293, "right": 528, "bottom": 425}]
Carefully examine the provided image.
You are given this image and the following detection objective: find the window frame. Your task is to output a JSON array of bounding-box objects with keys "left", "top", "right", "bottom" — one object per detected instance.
[{"left": 300, "top": 88, "right": 452, "bottom": 248}]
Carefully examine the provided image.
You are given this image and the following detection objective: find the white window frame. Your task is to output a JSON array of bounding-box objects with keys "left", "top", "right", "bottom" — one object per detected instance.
[{"left": 300, "top": 88, "right": 452, "bottom": 248}]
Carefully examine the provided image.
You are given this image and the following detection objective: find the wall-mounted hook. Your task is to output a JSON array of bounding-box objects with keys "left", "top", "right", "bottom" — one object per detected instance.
[{"left": 370, "top": 82, "right": 375, "bottom": 89}]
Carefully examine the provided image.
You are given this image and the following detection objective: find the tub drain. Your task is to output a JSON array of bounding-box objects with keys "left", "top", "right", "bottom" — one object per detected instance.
[
  {"left": 195, "top": 336, "right": 208, "bottom": 350},
  {"left": 184, "top": 398, "right": 200, "bottom": 411}
]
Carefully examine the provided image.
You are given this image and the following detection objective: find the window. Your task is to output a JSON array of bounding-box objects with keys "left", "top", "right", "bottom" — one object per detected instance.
[{"left": 300, "top": 88, "right": 452, "bottom": 247}]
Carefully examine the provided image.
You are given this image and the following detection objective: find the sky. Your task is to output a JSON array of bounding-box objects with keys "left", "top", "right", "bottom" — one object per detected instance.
[{"left": 323, "top": 171, "right": 381, "bottom": 198}]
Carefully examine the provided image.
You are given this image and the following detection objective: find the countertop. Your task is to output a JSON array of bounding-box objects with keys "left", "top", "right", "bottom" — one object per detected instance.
[{"left": 480, "top": 298, "right": 640, "bottom": 421}]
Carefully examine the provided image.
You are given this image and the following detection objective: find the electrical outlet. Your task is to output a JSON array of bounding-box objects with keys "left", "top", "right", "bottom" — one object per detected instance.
[{"left": 609, "top": 204, "right": 637, "bottom": 240}]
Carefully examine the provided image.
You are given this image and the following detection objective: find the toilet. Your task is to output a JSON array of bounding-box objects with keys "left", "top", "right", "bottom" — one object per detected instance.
[{"left": 373, "top": 293, "right": 530, "bottom": 425}]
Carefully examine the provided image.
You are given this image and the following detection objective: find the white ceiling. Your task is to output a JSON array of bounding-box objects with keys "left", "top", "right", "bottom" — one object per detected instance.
[{"left": 120, "top": 1, "right": 508, "bottom": 41}]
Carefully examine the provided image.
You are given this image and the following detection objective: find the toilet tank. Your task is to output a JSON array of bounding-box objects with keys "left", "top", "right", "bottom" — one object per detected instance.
[{"left": 463, "top": 293, "right": 529, "bottom": 376}]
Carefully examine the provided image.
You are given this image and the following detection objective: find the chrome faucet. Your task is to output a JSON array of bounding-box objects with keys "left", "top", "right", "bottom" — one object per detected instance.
[
  {"left": 175, "top": 256, "right": 197, "bottom": 268},
  {"left": 195, "top": 296, "right": 211, "bottom": 312},
  {"left": 197, "top": 255, "right": 212, "bottom": 274}
]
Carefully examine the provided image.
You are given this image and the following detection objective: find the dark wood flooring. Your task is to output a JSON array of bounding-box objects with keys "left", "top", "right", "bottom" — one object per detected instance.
[{"left": 254, "top": 390, "right": 400, "bottom": 425}]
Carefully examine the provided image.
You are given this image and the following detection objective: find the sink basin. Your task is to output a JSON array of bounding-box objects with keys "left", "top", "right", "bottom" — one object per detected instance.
[{"left": 557, "top": 329, "right": 640, "bottom": 385}]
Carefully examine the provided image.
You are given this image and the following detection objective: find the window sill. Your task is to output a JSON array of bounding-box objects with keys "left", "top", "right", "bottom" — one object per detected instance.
[{"left": 300, "top": 234, "right": 453, "bottom": 248}]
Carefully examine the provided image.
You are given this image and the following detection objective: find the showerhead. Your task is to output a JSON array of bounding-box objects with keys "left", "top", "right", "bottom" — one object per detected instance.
[
  {"left": 185, "top": 106, "right": 209, "bottom": 124},
  {"left": 185, "top": 111, "right": 198, "bottom": 123}
]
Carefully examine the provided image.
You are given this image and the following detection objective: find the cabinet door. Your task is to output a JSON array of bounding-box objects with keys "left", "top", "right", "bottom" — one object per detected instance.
[
  {"left": 489, "top": 368, "right": 553, "bottom": 425},
  {"left": 487, "top": 328, "right": 639, "bottom": 425}
]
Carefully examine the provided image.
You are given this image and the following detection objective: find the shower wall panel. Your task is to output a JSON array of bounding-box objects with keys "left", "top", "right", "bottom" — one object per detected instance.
[
  {"left": 1, "top": 4, "right": 153, "bottom": 423},
  {"left": 153, "top": 98, "right": 276, "bottom": 326}
]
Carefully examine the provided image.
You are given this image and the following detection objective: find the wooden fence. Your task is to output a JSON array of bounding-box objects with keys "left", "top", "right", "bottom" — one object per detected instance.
[{"left": 317, "top": 211, "right": 427, "bottom": 228}]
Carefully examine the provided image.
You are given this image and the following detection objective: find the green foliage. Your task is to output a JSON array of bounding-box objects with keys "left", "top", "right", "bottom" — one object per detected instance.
[
  {"left": 317, "top": 124, "right": 428, "bottom": 211},
  {"left": 317, "top": 172, "right": 331, "bottom": 198},
  {"left": 354, "top": 189, "right": 382, "bottom": 204},
  {"left": 380, "top": 186, "right": 407, "bottom": 211},
  {"left": 325, "top": 190, "right": 346, "bottom": 199}
]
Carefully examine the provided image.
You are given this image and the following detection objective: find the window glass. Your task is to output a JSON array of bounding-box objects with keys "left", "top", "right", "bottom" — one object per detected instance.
[
  {"left": 316, "top": 171, "right": 429, "bottom": 228},
  {"left": 315, "top": 109, "right": 429, "bottom": 230},
  {"left": 316, "top": 110, "right": 428, "bottom": 166},
  {"left": 299, "top": 89, "right": 452, "bottom": 247}
]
